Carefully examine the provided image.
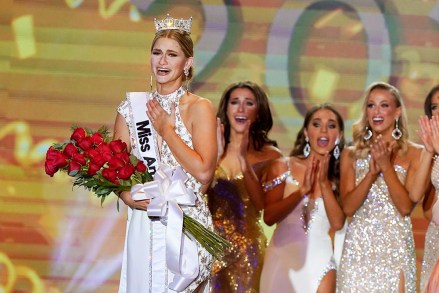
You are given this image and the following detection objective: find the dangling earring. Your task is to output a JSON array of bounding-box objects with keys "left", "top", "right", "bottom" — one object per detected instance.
[
  {"left": 150, "top": 75, "right": 153, "bottom": 92},
  {"left": 392, "top": 117, "right": 402, "bottom": 140},
  {"left": 333, "top": 137, "right": 340, "bottom": 160},
  {"left": 303, "top": 137, "right": 311, "bottom": 158},
  {"left": 184, "top": 67, "right": 190, "bottom": 92},
  {"left": 364, "top": 126, "right": 372, "bottom": 141}
]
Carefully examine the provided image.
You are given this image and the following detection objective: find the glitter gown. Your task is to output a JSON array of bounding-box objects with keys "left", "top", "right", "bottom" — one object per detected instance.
[
  {"left": 421, "top": 158, "right": 439, "bottom": 292},
  {"left": 337, "top": 156, "right": 416, "bottom": 293},
  {"left": 259, "top": 167, "right": 337, "bottom": 293},
  {"left": 118, "top": 87, "right": 214, "bottom": 293},
  {"left": 207, "top": 164, "right": 267, "bottom": 293}
]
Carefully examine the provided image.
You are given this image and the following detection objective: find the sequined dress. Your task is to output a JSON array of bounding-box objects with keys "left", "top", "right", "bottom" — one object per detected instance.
[
  {"left": 421, "top": 158, "right": 439, "bottom": 292},
  {"left": 337, "top": 157, "right": 416, "bottom": 293},
  {"left": 207, "top": 165, "right": 267, "bottom": 293},
  {"left": 117, "top": 88, "right": 213, "bottom": 293},
  {"left": 259, "top": 169, "right": 337, "bottom": 293}
]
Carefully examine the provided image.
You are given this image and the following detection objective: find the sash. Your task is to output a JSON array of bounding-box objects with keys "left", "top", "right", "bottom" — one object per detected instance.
[
  {"left": 123, "top": 92, "right": 199, "bottom": 292},
  {"left": 128, "top": 92, "right": 159, "bottom": 175},
  {"left": 123, "top": 92, "right": 159, "bottom": 293}
]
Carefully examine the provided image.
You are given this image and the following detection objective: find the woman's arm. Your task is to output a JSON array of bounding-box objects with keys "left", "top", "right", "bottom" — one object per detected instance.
[
  {"left": 423, "top": 185, "right": 435, "bottom": 221},
  {"left": 409, "top": 116, "right": 434, "bottom": 203},
  {"left": 340, "top": 147, "right": 379, "bottom": 217},
  {"left": 148, "top": 97, "right": 217, "bottom": 185},
  {"left": 380, "top": 142, "right": 416, "bottom": 216},
  {"left": 239, "top": 123, "right": 283, "bottom": 211},
  {"left": 318, "top": 153, "right": 345, "bottom": 230},
  {"left": 263, "top": 158, "right": 316, "bottom": 226}
]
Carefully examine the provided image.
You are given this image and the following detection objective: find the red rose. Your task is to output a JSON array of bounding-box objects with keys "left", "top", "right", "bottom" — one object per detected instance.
[
  {"left": 77, "top": 136, "right": 93, "bottom": 151},
  {"left": 68, "top": 160, "right": 81, "bottom": 176},
  {"left": 114, "top": 152, "right": 130, "bottom": 164},
  {"left": 118, "top": 164, "right": 135, "bottom": 180},
  {"left": 71, "top": 128, "right": 86, "bottom": 142},
  {"left": 108, "top": 157, "right": 125, "bottom": 169},
  {"left": 91, "top": 132, "right": 103, "bottom": 146},
  {"left": 84, "top": 149, "right": 99, "bottom": 159},
  {"left": 136, "top": 161, "right": 147, "bottom": 172},
  {"left": 45, "top": 147, "right": 68, "bottom": 176},
  {"left": 72, "top": 152, "right": 86, "bottom": 166},
  {"left": 63, "top": 143, "right": 78, "bottom": 157},
  {"left": 91, "top": 154, "right": 107, "bottom": 168},
  {"left": 88, "top": 163, "right": 101, "bottom": 176},
  {"left": 102, "top": 167, "right": 118, "bottom": 183},
  {"left": 110, "top": 140, "right": 127, "bottom": 154},
  {"left": 97, "top": 143, "right": 112, "bottom": 161}
]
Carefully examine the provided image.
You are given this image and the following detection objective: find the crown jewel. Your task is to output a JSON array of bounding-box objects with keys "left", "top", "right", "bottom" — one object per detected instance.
[{"left": 154, "top": 14, "right": 192, "bottom": 34}]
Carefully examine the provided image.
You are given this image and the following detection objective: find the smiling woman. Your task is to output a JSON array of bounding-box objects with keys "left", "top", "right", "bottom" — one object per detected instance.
[
  {"left": 337, "top": 82, "right": 423, "bottom": 292},
  {"left": 207, "top": 81, "right": 282, "bottom": 293}
]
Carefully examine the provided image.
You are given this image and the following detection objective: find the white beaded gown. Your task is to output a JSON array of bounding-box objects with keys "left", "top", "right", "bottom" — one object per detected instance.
[
  {"left": 260, "top": 167, "right": 337, "bottom": 293},
  {"left": 117, "top": 87, "right": 214, "bottom": 292},
  {"left": 336, "top": 156, "right": 416, "bottom": 293},
  {"left": 421, "top": 158, "right": 439, "bottom": 292}
]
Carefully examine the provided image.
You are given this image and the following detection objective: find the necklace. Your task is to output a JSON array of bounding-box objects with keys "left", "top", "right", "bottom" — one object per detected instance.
[{"left": 153, "top": 86, "right": 185, "bottom": 114}]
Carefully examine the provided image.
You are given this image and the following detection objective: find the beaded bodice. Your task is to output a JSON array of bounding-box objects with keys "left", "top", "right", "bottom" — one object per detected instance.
[{"left": 337, "top": 155, "right": 416, "bottom": 293}]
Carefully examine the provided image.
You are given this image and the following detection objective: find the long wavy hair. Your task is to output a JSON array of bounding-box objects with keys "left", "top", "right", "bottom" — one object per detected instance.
[
  {"left": 151, "top": 29, "right": 194, "bottom": 82},
  {"left": 352, "top": 82, "right": 409, "bottom": 158},
  {"left": 217, "top": 81, "right": 278, "bottom": 151},
  {"left": 424, "top": 85, "right": 439, "bottom": 118},
  {"left": 290, "top": 104, "right": 345, "bottom": 197}
]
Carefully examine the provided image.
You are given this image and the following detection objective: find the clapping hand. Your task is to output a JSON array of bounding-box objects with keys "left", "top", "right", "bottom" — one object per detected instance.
[
  {"left": 417, "top": 115, "right": 434, "bottom": 154},
  {"left": 317, "top": 152, "right": 331, "bottom": 189},
  {"left": 430, "top": 115, "right": 439, "bottom": 154},
  {"left": 216, "top": 118, "right": 225, "bottom": 161},
  {"left": 370, "top": 134, "right": 395, "bottom": 174},
  {"left": 300, "top": 156, "right": 317, "bottom": 197}
]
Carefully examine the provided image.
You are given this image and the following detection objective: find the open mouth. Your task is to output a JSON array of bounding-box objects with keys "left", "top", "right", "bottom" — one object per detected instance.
[
  {"left": 235, "top": 116, "right": 248, "bottom": 124},
  {"left": 317, "top": 137, "right": 329, "bottom": 147},
  {"left": 157, "top": 68, "right": 170, "bottom": 75},
  {"left": 372, "top": 117, "right": 384, "bottom": 124}
]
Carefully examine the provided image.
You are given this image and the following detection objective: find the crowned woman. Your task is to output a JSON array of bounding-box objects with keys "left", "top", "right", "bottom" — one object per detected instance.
[{"left": 113, "top": 14, "right": 218, "bottom": 293}]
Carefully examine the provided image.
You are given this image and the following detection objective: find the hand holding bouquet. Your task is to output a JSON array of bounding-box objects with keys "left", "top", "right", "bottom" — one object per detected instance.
[{"left": 44, "top": 126, "right": 230, "bottom": 259}]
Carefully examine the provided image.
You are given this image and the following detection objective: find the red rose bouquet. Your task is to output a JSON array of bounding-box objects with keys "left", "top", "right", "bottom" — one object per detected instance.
[{"left": 44, "top": 126, "right": 230, "bottom": 259}]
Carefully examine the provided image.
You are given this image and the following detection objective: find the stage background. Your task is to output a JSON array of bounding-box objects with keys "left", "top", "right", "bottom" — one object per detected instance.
[{"left": 1, "top": 0, "right": 439, "bottom": 292}]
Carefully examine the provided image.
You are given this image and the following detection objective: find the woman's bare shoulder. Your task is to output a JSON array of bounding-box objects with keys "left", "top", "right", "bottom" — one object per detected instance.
[
  {"left": 405, "top": 141, "right": 424, "bottom": 160},
  {"left": 261, "top": 144, "right": 283, "bottom": 160}
]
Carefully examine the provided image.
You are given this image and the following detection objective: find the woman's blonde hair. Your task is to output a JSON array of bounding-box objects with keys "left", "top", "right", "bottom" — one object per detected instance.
[{"left": 352, "top": 82, "right": 409, "bottom": 158}]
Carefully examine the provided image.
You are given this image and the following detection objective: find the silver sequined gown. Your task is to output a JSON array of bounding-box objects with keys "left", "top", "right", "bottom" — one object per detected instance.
[
  {"left": 421, "top": 158, "right": 439, "bottom": 292},
  {"left": 337, "top": 156, "right": 416, "bottom": 293}
]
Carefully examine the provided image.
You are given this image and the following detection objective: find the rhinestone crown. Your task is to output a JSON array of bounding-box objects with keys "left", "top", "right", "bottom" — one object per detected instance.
[{"left": 154, "top": 14, "right": 192, "bottom": 34}]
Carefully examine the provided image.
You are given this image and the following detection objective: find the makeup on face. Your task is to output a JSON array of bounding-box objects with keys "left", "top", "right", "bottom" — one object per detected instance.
[
  {"left": 306, "top": 109, "right": 341, "bottom": 155},
  {"left": 366, "top": 89, "right": 400, "bottom": 134},
  {"left": 227, "top": 87, "right": 258, "bottom": 132}
]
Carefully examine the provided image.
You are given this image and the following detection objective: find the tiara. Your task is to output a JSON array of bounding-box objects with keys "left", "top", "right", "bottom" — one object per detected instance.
[{"left": 154, "top": 14, "right": 192, "bottom": 34}]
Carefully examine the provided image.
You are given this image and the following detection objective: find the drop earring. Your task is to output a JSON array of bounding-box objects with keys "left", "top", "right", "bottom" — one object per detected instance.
[
  {"left": 184, "top": 67, "right": 190, "bottom": 92},
  {"left": 392, "top": 117, "right": 402, "bottom": 140},
  {"left": 303, "top": 137, "right": 311, "bottom": 158},
  {"left": 150, "top": 75, "right": 153, "bottom": 92},
  {"left": 364, "top": 126, "right": 372, "bottom": 141},
  {"left": 333, "top": 137, "right": 340, "bottom": 160}
]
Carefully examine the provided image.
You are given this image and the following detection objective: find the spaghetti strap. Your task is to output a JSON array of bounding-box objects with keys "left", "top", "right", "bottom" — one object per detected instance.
[{"left": 262, "top": 157, "right": 291, "bottom": 192}]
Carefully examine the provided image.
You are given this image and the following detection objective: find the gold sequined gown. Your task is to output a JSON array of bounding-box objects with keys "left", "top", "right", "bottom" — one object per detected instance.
[
  {"left": 337, "top": 157, "right": 416, "bottom": 293},
  {"left": 207, "top": 165, "right": 267, "bottom": 293},
  {"left": 421, "top": 158, "right": 439, "bottom": 292}
]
